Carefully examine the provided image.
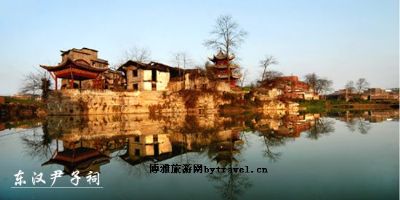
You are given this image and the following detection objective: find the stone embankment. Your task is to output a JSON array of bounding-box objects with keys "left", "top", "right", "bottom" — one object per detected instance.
[
  {"left": 46, "top": 89, "right": 228, "bottom": 115},
  {"left": 46, "top": 88, "right": 301, "bottom": 116}
]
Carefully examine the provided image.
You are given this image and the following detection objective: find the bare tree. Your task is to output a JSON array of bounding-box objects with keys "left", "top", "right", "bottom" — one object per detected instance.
[
  {"left": 262, "top": 70, "right": 283, "bottom": 82},
  {"left": 355, "top": 78, "right": 369, "bottom": 94},
  {"left": 204, "top": 15, "right": 247, "bottom": 83},
  {"left": 20, "top": 69, "right": 51, "bottom": 96},
  {"left": 304, "top": 73, "right": 333, "bottom": 94},
  {"left": 304, "top": 73, "right": 318, "bottom": 90},
  {"left": 172, "top": 52, "right": 193, "bottom": 69},
  {"left": 261, "top": 131, "right": 285, "bottom": 162},
  {"left": 316, "top": 79, "right": 333, "bottom": 94},
  {"left": 204, "top": 15, "right": 247, "bottom": 55},
  {"left": 260, "top": 56, "right": 278, "bottom": 82},
  {"left": 307, "top": 118, "right": 335, "bottom": 140},
  {"left": 124, "top": 46, "right": 151, "bottom": 63},
  {"left": 172, "top": 52, "right": 193, "bottom": 84},
  {"left": 357, "top": 118, "right": 371, "bottom": 134},
  {"left": 345, "top": 81, "right": 355, "bottom": 94},
  {"left": 112, "top": 46, "right": 151, "bottom": 69},
  {"left": 238, "top": 68, "right": 248, "bottom": 87}
]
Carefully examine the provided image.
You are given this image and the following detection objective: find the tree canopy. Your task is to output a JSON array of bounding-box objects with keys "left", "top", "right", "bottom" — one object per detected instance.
[
  {"left": 259, "top": 56, "right": 278, "bottom": 82},
  {"left": 204, "top": 15, "right": 247, "bottom": 55},
  {"left": 304, "top": 73, "right": 333, "bottom": 94}
]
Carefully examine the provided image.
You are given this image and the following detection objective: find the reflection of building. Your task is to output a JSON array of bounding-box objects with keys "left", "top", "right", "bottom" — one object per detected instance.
[
  {"left": 368, "top": 110, "right": 399, "bottom": 122},
  {"left": 42, "top": 137, "right": 127, "bottom": 176},
  {"left": 254, "top": 113, "right": 320, "bottom": 138},
  {"left": 338, "top": 110, "right": 399, "bottom": 123},
  {"left": 41, "top": 113, "right": 329, "bottom": 169},
  {"left": 120, "top": 128, "right": 243, "bottom": 166},
  {"left": 42, "top": 145, "right": 110, "bottom": 176},
  {"left": 0, "top": 123, "right": 5, "bottom": 131},
  {"left": 121, "top": 134, "right": 175, "bottom": 165},
  {"left": 209, "top": 130, "right": 242, "bottom": 166}
]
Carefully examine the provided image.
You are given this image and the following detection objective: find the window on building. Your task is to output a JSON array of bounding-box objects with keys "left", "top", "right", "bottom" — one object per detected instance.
[
  {"left": 134, "top": 136, "right": 140, "bottom": 142},
  {"left": 153, "top": 134, "right": 158, "bottom": 142},
  {"left": 135, "top": 149, "right": 140, "bottom": 156},
  {"left": 132, "top": 70, "right": 138, "bottom": 77},
  {"left": 133, "top": 84, "right": 139, "bottom": 91},
  {"left": 152, "top": 69, "right": 157, "bottom": 81}
]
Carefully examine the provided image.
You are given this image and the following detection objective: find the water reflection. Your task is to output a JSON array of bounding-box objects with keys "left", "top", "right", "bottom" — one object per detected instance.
[
  {"left": 328, "top": 110, "right": 399, "bottom": 134},
  {"left": 39, "top": 113, "right": 326, "bottom": 167},
  {"left": 10, "top": 109, "right": 398, "bottom": 199},
  {"left": 21, "top": 125, "right": 52, "bottom": 159}
]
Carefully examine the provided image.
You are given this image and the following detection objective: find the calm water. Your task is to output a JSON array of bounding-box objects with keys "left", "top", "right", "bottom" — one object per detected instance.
[{"left": 0, "top": 110, "right": 398, "bottom": 200}]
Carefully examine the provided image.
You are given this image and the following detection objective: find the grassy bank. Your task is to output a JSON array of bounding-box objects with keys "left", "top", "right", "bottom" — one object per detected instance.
[
  {"left": 298, "top": 99, "right": 399, "bottom": 113},
  {"left": 3, "top": 96, "right": 43, "bottom": 106},
  {"left": 0, "top": 96, "right": 46, "bottom": 120}
]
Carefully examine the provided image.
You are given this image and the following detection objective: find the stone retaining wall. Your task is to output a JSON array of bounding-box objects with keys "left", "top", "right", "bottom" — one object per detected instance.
[{"left": 47, "top": 89, "right": 226, "bottom": 115}]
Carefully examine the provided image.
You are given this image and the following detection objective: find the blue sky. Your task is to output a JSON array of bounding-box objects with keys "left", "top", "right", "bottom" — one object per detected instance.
[{"left": 0, "top": 0, "right": 398, "bottom": 95}]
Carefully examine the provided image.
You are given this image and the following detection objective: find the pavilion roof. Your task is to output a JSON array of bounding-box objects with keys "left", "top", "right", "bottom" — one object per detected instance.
[
  {"left": 209, "top": 50, "right": 235, "bottom": 62},
  {"left": 41, "top": 147, "right": 110, "bottom": 174},
  {"left": 40, "top": 58, "right": 108, "bottom": 80},
  {"left": 93, "top": 58, "right": 109, "bottom": 64},
  {"left": 40, "top": 58, "right": 107, "bottom": 72}
]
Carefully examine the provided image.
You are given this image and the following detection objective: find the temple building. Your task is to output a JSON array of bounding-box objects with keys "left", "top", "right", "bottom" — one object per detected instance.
[
  {"left": 41, "top": 47, "right": 235, "bottom": 92},
  {"left": 206, "top": 50, "right": 241, "bottom": 88},
  {"left": 40, "top": 47, "right": 123, "bottom": 90}
]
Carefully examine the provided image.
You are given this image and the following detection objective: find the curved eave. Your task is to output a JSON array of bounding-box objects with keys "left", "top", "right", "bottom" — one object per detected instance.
[
  {"left": 209, "top": 56, "right": 235, "bottom": 62},
  {"left": 40, "top": 59, "right": 108, "bottom": 73},
  {"left": 42, "top": 155, "right": 110, "bottom": 171},
  {"left": 210, "top": 64, "right": 239, "bottom": 69}
]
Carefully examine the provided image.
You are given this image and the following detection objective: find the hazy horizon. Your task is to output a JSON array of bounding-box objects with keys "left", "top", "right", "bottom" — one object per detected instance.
[{"left": 0, "top": 0, "right": 398, "bottom": 95}]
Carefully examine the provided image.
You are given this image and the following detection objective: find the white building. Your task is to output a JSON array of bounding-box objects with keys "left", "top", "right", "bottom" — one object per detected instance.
[{"left": 118, "top": 61, "right": 172, "bottom": 91}]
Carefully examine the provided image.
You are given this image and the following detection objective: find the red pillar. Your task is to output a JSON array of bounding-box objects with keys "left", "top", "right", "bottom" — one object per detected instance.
[{"left": 70, "top": 79, "right": 74, "bottom": 89}]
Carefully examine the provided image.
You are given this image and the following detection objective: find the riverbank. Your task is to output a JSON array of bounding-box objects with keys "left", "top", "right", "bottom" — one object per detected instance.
[
  {"left": 43, "top": 89, "right": 302, "bottom": 116},
  {"left": 3, "top": 92, "right": 398, "bottom": 118},
  {"left": 298, "top": 99, "right": 399, "bottom": 113},
  {"left": 0, "top": 96, "right": 46, "bottom": 120}
]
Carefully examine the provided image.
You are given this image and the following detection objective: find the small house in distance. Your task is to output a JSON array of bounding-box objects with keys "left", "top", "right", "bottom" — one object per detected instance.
[
  {"left": 327, "top": 88, "right": 399, "bottom": 102},
  {"left": 259, "top": 76, "right": 319, "bottom": 100},
  {"left": 363, "top": 88, "right": 399, "bottom": 101}
]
